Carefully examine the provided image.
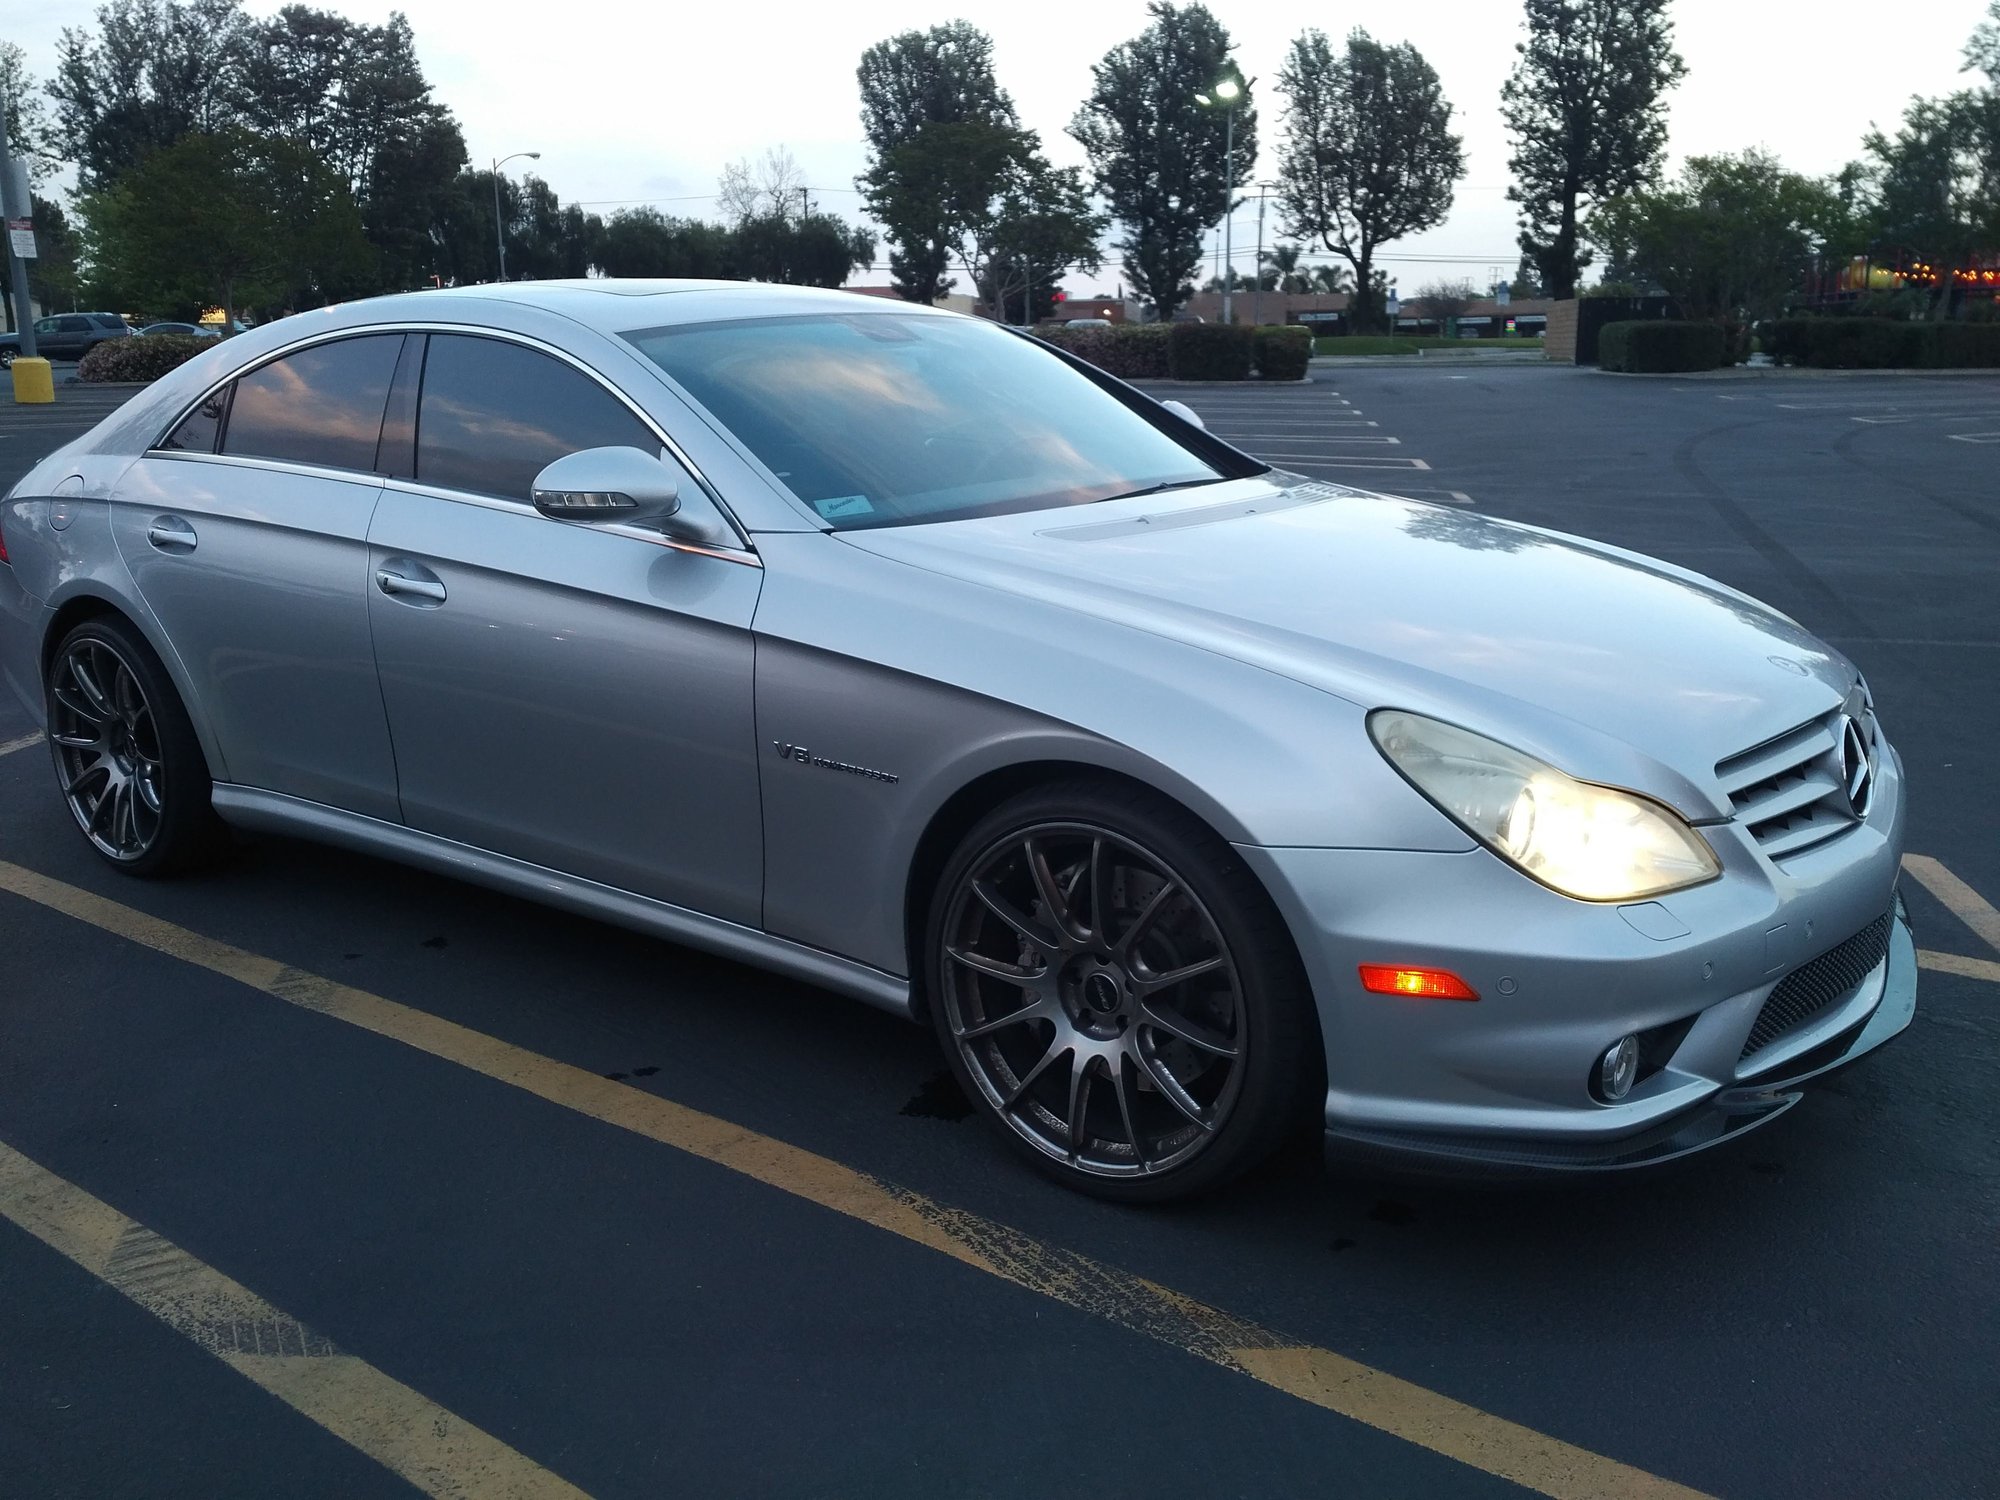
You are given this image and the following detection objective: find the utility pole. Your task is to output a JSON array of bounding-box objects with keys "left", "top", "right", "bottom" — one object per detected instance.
[
  {"left": 1252, "top": 186, "right": 1266, "bottom": 328},
  {"left": 0, "top": 87, "right": 38, "bottom": 358}
]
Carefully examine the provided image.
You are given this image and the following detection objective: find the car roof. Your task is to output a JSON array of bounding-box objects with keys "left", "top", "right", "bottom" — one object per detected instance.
[{"left": 321, "top": 279, "right": 959, "bottom": 337}]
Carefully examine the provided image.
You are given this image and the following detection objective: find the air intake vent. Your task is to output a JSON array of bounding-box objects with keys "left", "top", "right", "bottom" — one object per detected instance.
[
  {"left": 1715, "top": 707, "right": 1877, "bottom": 861},
  {"left": 1741, "top": 912, "right": 1892, "bottom": 1059}
]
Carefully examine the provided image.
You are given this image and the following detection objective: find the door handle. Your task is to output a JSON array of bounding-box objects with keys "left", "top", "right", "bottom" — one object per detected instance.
[
  {"left": 147, "top": 517, "right": 197, "bottom": 552},
  {"left": 376, "top": 569, "right": 447, "bottom": 603}
]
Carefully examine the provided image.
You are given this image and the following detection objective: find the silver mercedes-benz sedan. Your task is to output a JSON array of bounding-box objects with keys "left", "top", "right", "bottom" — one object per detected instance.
[{"left": 0, "top": 281, "right": 1916, "bottom": 1200}]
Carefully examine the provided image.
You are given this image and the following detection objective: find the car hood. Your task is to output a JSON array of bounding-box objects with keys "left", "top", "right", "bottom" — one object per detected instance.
[{"left": 839, "top": 480, "right": 1858, "bottom": 819}]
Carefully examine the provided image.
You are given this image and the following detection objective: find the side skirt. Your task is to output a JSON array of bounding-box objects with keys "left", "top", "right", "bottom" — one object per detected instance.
[{"left": 208, "top": 784, "right": 916, "bottom": 1020}]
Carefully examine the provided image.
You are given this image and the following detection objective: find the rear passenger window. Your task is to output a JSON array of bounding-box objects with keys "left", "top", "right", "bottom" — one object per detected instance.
[
  {"left": 222, "top": 335, "right": 402, "bottom": 473},
  {"left": 416, "top": 334, "right": 657, "bottom": 500},
  {"left": 59, "top": 316, "right": 91, "bottom": 333},
  {"left": 92, "top": 314, "right": 127, "bottom": 330},
  {"left": 159, "top": 389, "right": 228, "bottom": 453}
]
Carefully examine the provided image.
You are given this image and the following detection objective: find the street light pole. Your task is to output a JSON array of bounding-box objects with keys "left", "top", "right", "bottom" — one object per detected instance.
[
  {"left": 1252, "top": 185, "right": 1266, "bottom": 329},
  {"left": 1196, "top": 76, "right": 1249, "bottom": 326},
  {"left": 0, "top": 87, "right": 37, "bottom": 358},
  {"left": 491, "top": 150, "right": 541, "bottom": 282}
]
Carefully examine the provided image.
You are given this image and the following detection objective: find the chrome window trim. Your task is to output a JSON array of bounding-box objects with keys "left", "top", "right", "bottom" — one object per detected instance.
[
  {"left": 140, "top": 449, "right": 392, "bottom": 487},
  {"left": 147, "top": 320, "right": 754, "bottom": 553}
]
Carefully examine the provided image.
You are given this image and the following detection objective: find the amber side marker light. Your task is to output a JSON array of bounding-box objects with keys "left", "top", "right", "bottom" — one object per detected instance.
[{"left": 1358, "top": 965, "right": 1479, "bottom": 1001}]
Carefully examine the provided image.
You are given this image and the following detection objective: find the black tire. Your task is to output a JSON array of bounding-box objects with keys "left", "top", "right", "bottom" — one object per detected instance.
[
  {"left": 925, "top": 779, "right": 1321, "bottom": 1203},
  {"left": 45, "top": 614, "right": 228, "bottom": 877}
]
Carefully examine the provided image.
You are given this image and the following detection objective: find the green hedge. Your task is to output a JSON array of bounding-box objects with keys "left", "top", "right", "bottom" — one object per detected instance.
[
  {"left": 1765, "top": 318, "right": 2000, "bottom": 369},
  {"left": 1033, "top": 323, "right": 1171, "bottom": 379},
  {"left": 1252, "top": 324, "right": 1312, "bottom": 380},
  {"left": 1168, "top": 322, "right": 1254, "bottom": 380},
  {"left": 1598, "top": 320, "right": 1728, "bottom": 373},
  {"left": 79, "top": 334, "right": 212, "bottom": 383}
]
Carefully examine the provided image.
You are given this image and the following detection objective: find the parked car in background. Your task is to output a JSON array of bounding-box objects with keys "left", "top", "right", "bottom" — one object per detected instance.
[
  {"left": 1, "top": 313, "right": 134, "bottom": 365},
  {"left": 1064, "top": 317, "right": 1114, "bottom": 328},
  {"left": 140, "top": 322, "right": 223, "bottom": 341}
]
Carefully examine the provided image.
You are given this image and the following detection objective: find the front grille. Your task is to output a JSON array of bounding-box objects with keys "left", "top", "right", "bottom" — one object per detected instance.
[
  {"left": 1715, "top": 706, "right": 1879, "bottom": 861},
  {"left": 1741, "top": 912, "right": 1892, "bottom": 1059}
]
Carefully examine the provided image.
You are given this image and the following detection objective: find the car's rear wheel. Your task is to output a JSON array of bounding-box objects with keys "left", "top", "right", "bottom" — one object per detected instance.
[
  {"left": 46, "top": 616, "right": 225, "bottom": 876},
  {"left": 927, "top": 782, "right": 1318, "bottom": 1202}
]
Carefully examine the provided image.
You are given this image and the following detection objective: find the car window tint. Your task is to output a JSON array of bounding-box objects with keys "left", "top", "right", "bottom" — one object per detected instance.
[
  {"left": 159, "top": 388, "right": 228, "bottom": 453},
  {"left": 59, "top": 316, "right": 91, "bottom": 333},
  {"left": 416, "top": 335, "right": 656, "bottom": 500},
  {"left": 221, "top": 335, "right": 402, "bottom": 473},
  {"left": 34, "top": 319, "right": 55, "bottom": 335},
  {"left": 92, "top": 314, "right": 126, "bottom": 330}
]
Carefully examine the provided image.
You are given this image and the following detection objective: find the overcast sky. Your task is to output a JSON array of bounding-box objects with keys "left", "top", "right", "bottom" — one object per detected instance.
[{"left": 3, "top": 0, "right": 1991, "bottom": 293}]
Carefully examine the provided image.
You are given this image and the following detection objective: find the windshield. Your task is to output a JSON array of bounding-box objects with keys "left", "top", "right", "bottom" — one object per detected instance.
[{"left": 623, "top": 312, "right": 1228, "bottom": 529}]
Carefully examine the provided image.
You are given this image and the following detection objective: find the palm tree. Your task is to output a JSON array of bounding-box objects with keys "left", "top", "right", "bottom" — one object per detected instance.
[
  {"left": 1308, "top": 261, "right": 1353, "bottom": 296},
  {"left": 1263, "top": 243, "right": 1315, "bottom": 295}
]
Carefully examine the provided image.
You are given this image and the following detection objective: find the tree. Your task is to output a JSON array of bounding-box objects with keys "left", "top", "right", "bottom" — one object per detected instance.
[
  {"left": 856, "top": 22, "right": 1016, "bottom": 302},
  {"left": 1276, "top": 27, "right": 1464, "bottom": 332},
  {"left": 1856, "top": 95, "right": 1995, "bottom": 315},
  {"left": 1501, "top": 0, "right": 1687, "bottom": 300},
  {"left": 1590, "top": 150, "right": 1843, "bottom": 323},
  {"left": 28, "top": 196, "right": 85, "bottom": 313},
  {"left": 1070, "top": 3, "right": 1254, "bottom": 323},
  {"left": 50, "top": 0, "right": 255, "bottom": 189},
  {"left": 3, "top": 41, "right": 56, "bottom": 185},
  {"left": 1263, "top": 242, "right": 1311, "bottom": 293},
  {"left": 978, "top": 153, "right": 1105, "bottom": 322},
  {"left": 1308, "top": 261, "right": 1352, "bottom": 295},
  {"left": 80, "top": 126, "right": 367, "bottom": 324},
  {"left": 718, "top": 146, "right": 809, "bottom": 226},
  {"left": 733, "top": 210, "right": 876, "bottom": 287},
  {"left": 1509, "top": 253, "right": 1545, "bottom": 298},
  {"left": 591, "top": 208, "right": 736, "bottom": 280},
  {"left": 365, "top": 109, "right": 467, "bottom": 289},
  {"left": 1415, "top": 277, "right": 1478, "bottom": 324}
]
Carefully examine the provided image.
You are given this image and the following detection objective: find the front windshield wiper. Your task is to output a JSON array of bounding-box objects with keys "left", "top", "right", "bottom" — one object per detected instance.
[{"left": 1096, "top": 477, "right": 1232, "bottom": 505}]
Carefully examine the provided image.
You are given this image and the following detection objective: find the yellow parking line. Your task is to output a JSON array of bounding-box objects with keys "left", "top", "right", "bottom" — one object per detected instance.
[
  {"left": 0, "top": 1137, "right": 588, "bottom": 1500},
  {"left": 0, "top": 732, "right": 43, "bottom": 757},
  {"left": 1903, "top": 855, "right": 2000, "bottom": 955},
  {"left": 1918, "top": 949, "right": 2000, "bottom": 983},
  {"left": 0, "top": 858, "right": 1711, "bottom": 1500}
]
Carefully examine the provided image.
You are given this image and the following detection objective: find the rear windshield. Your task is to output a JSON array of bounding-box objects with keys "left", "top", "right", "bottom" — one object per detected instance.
[
  {"left": 623, "top": 312, "right": 1226, "bottom": 529},
  {"left": 91, "top": 314, "right": 127, "bottom": 330}
]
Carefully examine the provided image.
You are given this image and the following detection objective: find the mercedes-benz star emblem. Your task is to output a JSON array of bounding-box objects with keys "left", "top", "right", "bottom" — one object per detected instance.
[{"left": 1838, "top": 715, "right": 1875, "bottom": 817}]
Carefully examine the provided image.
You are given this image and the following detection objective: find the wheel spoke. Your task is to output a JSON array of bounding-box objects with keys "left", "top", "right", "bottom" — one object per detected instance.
[
  {"left": 1136, "top": 954, "right": 1227, "bottom": 994},
  {"left": 1135, "top": 1044, "right": 1213, "bottom": 1132},
  {"left": 113, "top": 780, "right": 137, "bottom": 852},
  {"left": 1065, "top": 1054, "right": 1095, "bottom": 1163},
  {"left": 1087, "top": 837, "right": 1118, "bottom": 947},
  {"left": 71, "top": 652, "right": 116, "bottom": 719},
  {"left": 62, "top": 759, "right": 111, "bottom": 799},
  {"left": 955, "top": 996, "right": 1053, "bottom": 1040},
  {"left": 946, "top": 945, "right": 1046, "bottom": 988},
  {"left": 134, "top": 768, "right": 164, "bottom": 817},
  {"left": 1140, "top": 999, "right": 1240, "bottom": 1058},
  {"left": 1111, "top": 1059, "right": 1151, "bottom": 1170},
  {"left": 999, "top": 1035, "right": 1069, "bottom": 1111},
  {"left": 973, "top": 878, "right": 1056, "bottom": 951},
  {"left": 85, "top": 776, "right": 118, "bottom": 835},
  {"left": 53, "top": 684, "right": 108, "bottom": 726},
  {"left": 113, "top": 661, "right": 142, "bottom": 717},
  {"left": 1117, "top": 878, "right": 1180, "bottom": 957},
  {"left": 1024, "top": 837, "right": 1080, "bottom": 941},
  {"left": 51, "top": 729, "right": 101, "bottom": 750}
]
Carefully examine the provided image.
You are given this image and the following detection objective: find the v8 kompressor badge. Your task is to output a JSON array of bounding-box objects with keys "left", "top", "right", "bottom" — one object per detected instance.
[{"left": 772, "top": 742, "right": 900, "bottom": 785}]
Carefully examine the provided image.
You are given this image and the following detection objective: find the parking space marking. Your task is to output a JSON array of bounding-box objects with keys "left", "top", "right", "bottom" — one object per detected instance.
[
  {"left": 0, "top": 1137, "right": 588, "bottom": 1500},
  {"left": 1850, "top": 416, "right": 1915, "bottom": 425},
  {"left": 0, "top": 859, "right": 1711, "bottom": 1500},
  {"left": 1919, "top": 949, "right": 2000, "bottom": 983},
  {"left": 1902, "top": 855, "right": 2000, "bottom": 955},
  {"left": 0, "top": 733, "right": 43, "bottom": 757},
  {"left": 1947, "top": 432, "right": 2000, "bottom": 444},
  {"left": 1260, "top": 456, "right": 1432, "bottom": 470}
]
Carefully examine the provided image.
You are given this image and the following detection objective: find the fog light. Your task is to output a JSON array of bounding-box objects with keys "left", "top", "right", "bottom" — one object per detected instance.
[{"left": 1597, "top": 1035, "right": 1640, "bottom": 1102}]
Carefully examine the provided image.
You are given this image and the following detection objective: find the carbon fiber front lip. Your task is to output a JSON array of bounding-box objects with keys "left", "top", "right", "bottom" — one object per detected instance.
[{"left": 1321, "top": 896, "right": 1917, "bottom": 1179}]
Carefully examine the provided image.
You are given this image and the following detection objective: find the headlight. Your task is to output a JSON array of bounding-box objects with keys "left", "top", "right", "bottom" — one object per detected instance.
[{"left": 1369, "top": 710, "right": 1720, "bottom": 902}]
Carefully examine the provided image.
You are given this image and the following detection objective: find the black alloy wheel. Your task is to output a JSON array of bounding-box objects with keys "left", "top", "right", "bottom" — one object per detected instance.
[
  {"left": 929, "top": 782, "right": 1318, "bottom": 1202},
  {"left": 47, "top": 615, "right": 225, "bottom": 876}
]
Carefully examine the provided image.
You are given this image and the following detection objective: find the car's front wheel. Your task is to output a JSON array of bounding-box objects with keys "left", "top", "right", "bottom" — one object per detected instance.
[
  {"left": 927, "top": 782, "right": 1319, "bottom": 1202},
  {"left": 46, "top": 615, "right": 225, "bottom": 876}
]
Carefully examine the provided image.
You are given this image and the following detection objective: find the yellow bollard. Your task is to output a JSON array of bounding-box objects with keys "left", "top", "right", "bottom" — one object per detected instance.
[{"left": 10, "top": 356, "right": 54, "bottom": 404}]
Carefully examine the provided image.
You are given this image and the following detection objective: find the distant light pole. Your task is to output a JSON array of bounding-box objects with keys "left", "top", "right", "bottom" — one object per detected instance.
[
  {"left": 492, "top": 151, "right": 540, "bottom": 282},
  {"left": 1194, "top": 76, "right": 1250, "bottom": 324}
]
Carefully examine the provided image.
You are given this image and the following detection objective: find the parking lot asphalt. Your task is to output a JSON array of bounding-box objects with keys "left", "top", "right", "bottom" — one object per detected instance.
[{"left": 2, "top": 369, "right": 1997, "bottom": 1500}]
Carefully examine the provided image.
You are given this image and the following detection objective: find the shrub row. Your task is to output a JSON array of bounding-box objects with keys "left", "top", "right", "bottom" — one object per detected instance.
[
  {"left": 78, "top": 334, "right": 212, "bottom": 383},
  {"left": 1764, "top": 319, "right": 2000, "bottom": 369},
  {"left": 1598, "top": 320, "right": 1729, "bottom": 373},
  {"left": 1033, "top": 321, "right": 1311, "bottom": 381}
]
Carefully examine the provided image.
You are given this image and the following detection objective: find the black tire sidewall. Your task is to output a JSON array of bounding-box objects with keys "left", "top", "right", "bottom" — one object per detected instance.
[
  {"left": 925, "top": 780, "right": 1320, "bottom": 1204},
  {"left": 47, "top": 616, "right": 222, "bottom": 878}
]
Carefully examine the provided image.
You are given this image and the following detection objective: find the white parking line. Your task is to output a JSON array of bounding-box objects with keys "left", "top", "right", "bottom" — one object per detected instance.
[
  {"left": 1850, "top": 416, "right": 1916, "bottom": 425},
  {"left": 1271, "top": 457, "right": 1432, "bottom": 471},
  {"left": 0, "top": 733, "right": 44, "bottom": 757},
  {"left": 1947, "top": 432, "right": 2000, "bottom": 444}
]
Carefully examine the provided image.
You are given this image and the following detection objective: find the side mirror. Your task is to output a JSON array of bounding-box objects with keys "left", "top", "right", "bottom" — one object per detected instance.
[
  {"left": 1159, "top": 398, "right": 1205, "bottom": 431},
  {"left": 532, "top": 446, "right": 681, "bottom": 527}
]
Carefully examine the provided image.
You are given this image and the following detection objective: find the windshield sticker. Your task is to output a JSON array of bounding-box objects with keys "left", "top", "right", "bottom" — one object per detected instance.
[{"left": 813, "top": 495, "right": 875, "bottom": 519}]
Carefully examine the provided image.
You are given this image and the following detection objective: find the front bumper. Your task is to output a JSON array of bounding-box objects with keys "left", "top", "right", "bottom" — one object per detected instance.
[{"left": 1238, "top": 743, "right": 1914, "bottom": 1176}]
